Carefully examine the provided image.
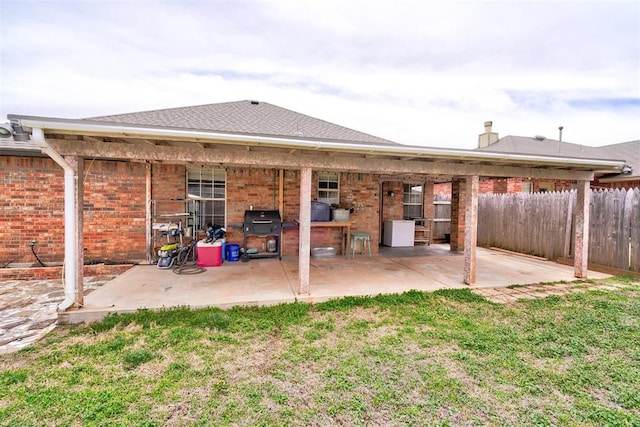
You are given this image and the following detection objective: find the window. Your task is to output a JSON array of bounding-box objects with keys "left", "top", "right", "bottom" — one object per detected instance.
[
  {"left": 317, "top": 172, "right": 339, "bottom": 205},
  {"left": 522, "top": 181, "right": 533, "bottom": 193},
  {"left": 187, "top": 168, "right": 226, "bottom": 231},
  {"left": 537, "top": 181, "right": 555, "bottom": 193},
  {"left": 403, "top": 184, "right": 423, "bottom": 219}
]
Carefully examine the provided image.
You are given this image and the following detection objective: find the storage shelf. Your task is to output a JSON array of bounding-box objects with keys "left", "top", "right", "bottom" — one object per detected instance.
[{"left": 413, "top": 220, "right": 432, "bottom": 246}]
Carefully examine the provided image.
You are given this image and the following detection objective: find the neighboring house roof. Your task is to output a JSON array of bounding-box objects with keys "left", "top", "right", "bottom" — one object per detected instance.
[
  {"left": 87, "top": 100, "right": 399, "bottom": 147},
  {"left": 477, "top": 135, "right": 638, "bottom": 181}
]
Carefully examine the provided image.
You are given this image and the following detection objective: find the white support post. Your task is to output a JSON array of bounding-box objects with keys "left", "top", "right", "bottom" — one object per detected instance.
[
  {"left": 574, "top": 180, "right": 590, "bottom": 278},
  {"left": 463, "top": 175, "right": 479, "bottom": 285},
  {"left": 33, "top": 128, "right": 83, "bottom": 311},
  {"left": 298, "top": 167, "right": 312, "bottom": 294},
  {"left": 65, "top": 155, "right": 84, "bottom": 306}
]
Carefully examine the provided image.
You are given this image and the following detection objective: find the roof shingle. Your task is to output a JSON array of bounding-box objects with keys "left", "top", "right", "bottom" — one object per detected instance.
[
  {"left": 87, "top": 100, "right": 399, "bottom": 146},
  {"left": 478, "top": 135, "right": 639, "bottom": 179}
]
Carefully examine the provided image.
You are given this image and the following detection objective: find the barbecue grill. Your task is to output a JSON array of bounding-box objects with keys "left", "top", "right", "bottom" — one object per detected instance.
[{"left": 241, "top": 210, "right": 282, "bottom": 262}]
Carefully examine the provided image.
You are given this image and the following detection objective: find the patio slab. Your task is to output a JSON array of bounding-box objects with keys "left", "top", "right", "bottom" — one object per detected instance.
[{"left": 58, "top": 245, "right": 610, "bottom": 324}]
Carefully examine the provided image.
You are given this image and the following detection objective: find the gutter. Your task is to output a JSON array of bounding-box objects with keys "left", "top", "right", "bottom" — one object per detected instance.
[
  {"left": 32, "top": 128, "right": 78, "bottom": 311},
  {"left": 10, "top": 115, "right": 628, "bottom": 173}
]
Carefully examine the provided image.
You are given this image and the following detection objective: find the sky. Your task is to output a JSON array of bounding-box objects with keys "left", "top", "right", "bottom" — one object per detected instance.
[{"left": 1, "top": 0, "right": 638, "bottom": 150}]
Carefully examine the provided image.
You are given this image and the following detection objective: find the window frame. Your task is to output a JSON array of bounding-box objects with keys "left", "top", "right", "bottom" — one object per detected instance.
[
  {"left": 186, "top": 168, "right": 226, "bottom": 231},
  {"left": 317, "top": 172, "right": 340, "bottom": 206},
  {"left": 403, "top": 183, "right": 424, "bottom": 219}
]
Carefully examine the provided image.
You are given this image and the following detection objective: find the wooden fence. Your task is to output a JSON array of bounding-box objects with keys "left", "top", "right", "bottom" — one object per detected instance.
[
  {"left": 477, "top": 188, "right": 640, "bottom": 273},
  {"left": 433, "top": 194, "right": 451, "bottom": 241}
]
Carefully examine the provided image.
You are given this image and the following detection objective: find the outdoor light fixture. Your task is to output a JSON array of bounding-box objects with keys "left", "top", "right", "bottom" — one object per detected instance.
[
  {"left": 0, "top": 123, "right": 13, "bottom": 138},
  {"left": 0, "top": 121, "right": 30, "bottom": 141},
  {"left": 388, "top": 190, "right": 395, "bottom": 198},
  {"left": 11, "top": 124, "right": 30, "bottom": 141}
]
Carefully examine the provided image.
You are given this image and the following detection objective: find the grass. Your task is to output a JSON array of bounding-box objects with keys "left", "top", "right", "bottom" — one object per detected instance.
[{"left": 1, "top": 277, "right": 639, "bottom": 426}]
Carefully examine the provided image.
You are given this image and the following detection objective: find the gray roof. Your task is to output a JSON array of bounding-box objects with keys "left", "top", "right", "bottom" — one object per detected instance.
[
  {"left": 596, "top": 139, "right": 640, "bottom": 180},
  {"left": 87, "top": 100, "right": 399, "bottom": 147},
  {"left": 478, "top": 135, "right": 639, "bottom": 180},
  {"left": 477, "top": 135, "right": 605, "bottom": 158}
]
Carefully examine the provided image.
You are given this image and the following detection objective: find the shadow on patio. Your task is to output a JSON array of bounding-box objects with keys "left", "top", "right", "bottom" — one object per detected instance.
[{"left": 59, "top": 244, "right": 610, "bottom": 324}]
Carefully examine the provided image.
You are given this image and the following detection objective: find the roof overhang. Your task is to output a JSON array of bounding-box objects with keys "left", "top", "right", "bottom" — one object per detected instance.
[{"left": 5, "top": 114, "right": 628, "bottom": 180}]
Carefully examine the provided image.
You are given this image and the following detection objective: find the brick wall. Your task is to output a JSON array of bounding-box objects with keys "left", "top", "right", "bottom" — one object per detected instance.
[
  {"left": 594, "top": 179, "right": 640, "bottom": 190},
  {"left": 225, "top": 169, "right": 380, "bottom": 256},
  {"left": 434, "top": 182, "right": 451, "bottom": 195},
  {"left": 83, "top": 160, "right": 146, "bottom": 263},
  {"left": 1, "top": 156, "right": 65, "bottom": 266},
  {"left": 382, "top": 181, "right": 404, "bottom": 221},
  {"left": 2, "top": 156, "right": 387, "bottom": 269},
  {"left": 0, "top": 156, "right": 147, "bottom": 266},
  {"left": 479, "top": 179, "right": 494, "bottom": 194},
  {"left": 340, "top": 172, "right": 379, "bottom": 253},
  {"left": 507, "top": 178, "right": 523, "bottom": 193}
]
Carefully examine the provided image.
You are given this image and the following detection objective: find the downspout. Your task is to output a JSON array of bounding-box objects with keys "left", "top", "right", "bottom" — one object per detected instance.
[{"left": 32, "top": 128, "right": 78, "bottom": 311}]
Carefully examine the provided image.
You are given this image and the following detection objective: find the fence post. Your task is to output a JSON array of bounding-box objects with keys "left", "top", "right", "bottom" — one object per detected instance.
[{"left": 574, "top": 181, "right": 590, "bottom": 278}]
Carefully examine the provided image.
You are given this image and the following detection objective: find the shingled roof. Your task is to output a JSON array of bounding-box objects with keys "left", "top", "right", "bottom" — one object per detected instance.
[
  {"left": 87, "top": 100, "right": 399, "bottom": 147},
  {"left": 477, "top": 135, "right": 605, "bottom": 158},
  {"left": 478, "top": 135, "right": 639, "bottom": 180}
]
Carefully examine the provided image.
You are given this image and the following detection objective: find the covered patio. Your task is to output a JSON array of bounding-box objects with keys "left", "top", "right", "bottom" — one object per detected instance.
[
  {"left": 4, "top": 101, "right": 627, "bottom": 319},
  {"left": 59, "top": 245, "right": 610, "bottom": 324}
]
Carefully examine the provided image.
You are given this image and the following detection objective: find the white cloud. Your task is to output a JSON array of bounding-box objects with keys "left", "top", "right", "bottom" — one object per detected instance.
[{"left": 1, "top": 0, "right": 638, "bottom": 149}]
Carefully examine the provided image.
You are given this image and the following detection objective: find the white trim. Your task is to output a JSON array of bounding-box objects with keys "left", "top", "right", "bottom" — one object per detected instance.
[{"left": 9, "top": 115, "right": 627, "bottom": 172}]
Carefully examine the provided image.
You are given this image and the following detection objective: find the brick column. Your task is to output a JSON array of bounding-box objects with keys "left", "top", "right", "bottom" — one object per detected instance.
[
  {"left": 450, "top": 178, "right": 466, "bottom": 252},
  {"left": 424, "top": 181, "right": 434, "bottom": 218},
  {"left": 463, "top": 176, "right": 479, "bottom": 285},
  {"left": 298, "top": 167, "right": 312, "bottom": 294}
]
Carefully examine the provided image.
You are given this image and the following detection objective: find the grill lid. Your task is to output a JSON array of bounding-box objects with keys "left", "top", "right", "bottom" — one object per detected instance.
[{"left": 244, "top": 210, "right": 281, "bottom": 223}]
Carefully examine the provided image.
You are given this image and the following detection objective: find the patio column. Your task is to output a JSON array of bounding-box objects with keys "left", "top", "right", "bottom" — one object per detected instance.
[
  {"left": 424, "top": 180, "right": 434, "bottom": 219},
  {"left": 450, "top": 178, "right": 465, "bottom": 252},
  {"left": 574, "top": 180, "right": 590, "bottom": 278},
  {"left": 463, "top": 175, "right": 479, "bottom": 285},
  {"left": 65, "top": 155, "right": 85, "bottom": 306},
  {"left": 298, "top": 167, "right": 312, "bottom": 294},
  {"left": 145, "top": 163, "right": 152, "bottom": 263}
]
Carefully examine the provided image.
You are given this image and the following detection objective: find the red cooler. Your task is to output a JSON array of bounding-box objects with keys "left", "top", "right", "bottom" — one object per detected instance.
[{"left": 197, "top": 241, "right": 223, "bottom": 267}]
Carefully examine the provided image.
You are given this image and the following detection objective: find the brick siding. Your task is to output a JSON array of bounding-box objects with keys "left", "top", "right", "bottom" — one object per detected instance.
[{"left": 1, "top": 156, "right": 147, "bottom": 267}]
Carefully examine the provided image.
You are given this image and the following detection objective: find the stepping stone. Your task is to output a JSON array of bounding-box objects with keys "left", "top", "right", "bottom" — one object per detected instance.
[
  {"left": 29, "top": 318, "right": 56, "bottom": 330},
  {"left": 2, "top": 318, "right": 30, "bottom": 330}
]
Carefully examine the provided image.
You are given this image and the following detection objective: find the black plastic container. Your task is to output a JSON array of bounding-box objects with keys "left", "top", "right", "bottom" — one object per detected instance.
[{"left": 311, "top": 201, "right": 331, "bottom": 221}]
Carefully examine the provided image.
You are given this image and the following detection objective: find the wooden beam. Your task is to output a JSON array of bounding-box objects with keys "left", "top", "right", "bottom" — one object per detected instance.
[
  {"left": 82, "top": 135, "right": 103, "bottom": 144},
  {"left": 47, "top": 138, "right": 596, "bottom": 181},
  {"left": 123, "top": 137, "right": 155, "bottom": 146}
]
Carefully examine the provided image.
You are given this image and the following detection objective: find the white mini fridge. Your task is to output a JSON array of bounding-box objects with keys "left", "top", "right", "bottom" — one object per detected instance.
[{"left": 383, "top": 220, "right": 415, "bottom": 247}]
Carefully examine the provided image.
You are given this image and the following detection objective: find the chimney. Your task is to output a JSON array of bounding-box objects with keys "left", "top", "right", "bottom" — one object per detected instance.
[{"left": 478, "top": 120, "right": 499, "bottom": 148}]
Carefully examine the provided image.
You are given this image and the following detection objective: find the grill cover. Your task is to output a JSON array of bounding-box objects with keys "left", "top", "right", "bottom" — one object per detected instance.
[{"left": 244, "top": 210, "right": 282, "bottom": 235}]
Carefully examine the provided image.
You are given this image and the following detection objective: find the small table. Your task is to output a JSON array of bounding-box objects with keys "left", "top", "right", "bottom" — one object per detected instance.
[{"left": 310, "top": 221, "right": 353, "bottom": 256}]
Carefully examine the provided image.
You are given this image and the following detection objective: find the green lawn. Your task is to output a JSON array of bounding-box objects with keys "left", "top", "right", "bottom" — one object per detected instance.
[{"left": 1, "top": 277, "right": 639, "bottom": 426}]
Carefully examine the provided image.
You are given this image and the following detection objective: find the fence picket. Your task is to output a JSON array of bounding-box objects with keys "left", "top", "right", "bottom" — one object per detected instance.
[{"left": 478, "top": 188, "right": 639, "bottom": 273}]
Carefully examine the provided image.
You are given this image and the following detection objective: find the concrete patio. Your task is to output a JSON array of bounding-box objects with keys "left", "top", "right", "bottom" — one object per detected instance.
[{"left": 59, "top": 245, "right": 610, "bottom": 324}]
